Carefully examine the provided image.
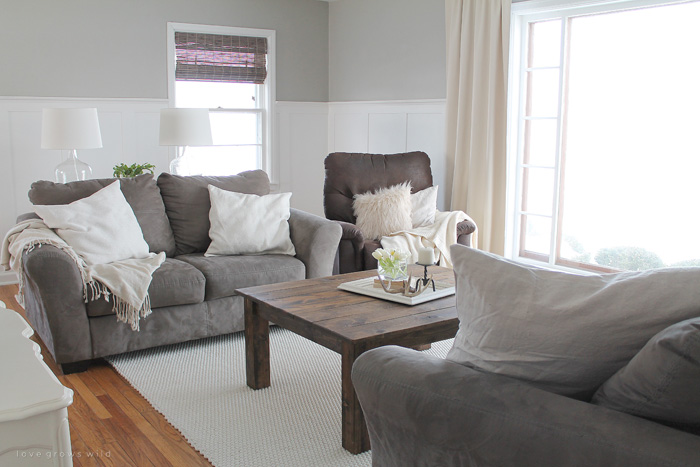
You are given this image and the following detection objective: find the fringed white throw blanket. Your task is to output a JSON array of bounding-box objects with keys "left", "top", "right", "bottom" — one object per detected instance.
[
  {"left": 381, "top": 210, "right": 477, "bottom": 268},
  {"left": 1, "top": 219, "right": 165, "bottom": 331}
]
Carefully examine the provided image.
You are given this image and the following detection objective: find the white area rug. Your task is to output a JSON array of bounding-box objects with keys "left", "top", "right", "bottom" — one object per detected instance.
[{"left": 107, "top": 327, "right": 454, "bottom": 467}]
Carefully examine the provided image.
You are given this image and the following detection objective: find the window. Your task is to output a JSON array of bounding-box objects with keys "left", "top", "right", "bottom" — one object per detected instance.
[
  {"left": 167, "top": 23, "right": 275, "bottom": 178},
  {"left": 508, "top": 0, "right": 700, "bottom": 272}
]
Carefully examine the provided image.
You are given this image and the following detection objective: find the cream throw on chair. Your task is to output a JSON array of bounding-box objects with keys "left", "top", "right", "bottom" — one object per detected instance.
[
  {"left": 1, "top": 219, "right": 165, "bottom": 331},
  {"left": 381, "top": 211, "right": 477, "bottom": 268}
]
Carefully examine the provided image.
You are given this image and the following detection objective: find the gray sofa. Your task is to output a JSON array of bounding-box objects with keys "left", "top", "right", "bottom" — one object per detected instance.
[
  {"left": 353, "top": 346, "right": 700, "bottom": 467},
  {"left": 352, "top": 243, "right": 700, "bottom": 466},
  {"left": 19, "top": 171, "right": 341, "bottom": 374}
]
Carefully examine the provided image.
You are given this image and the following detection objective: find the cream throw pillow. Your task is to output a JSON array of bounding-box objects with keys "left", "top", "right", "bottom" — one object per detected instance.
[
  {"left": 33, "top": 180, "right": 149, "bottom": 266},
  {"left": 205, "top": 185, "right": 295, "bottom": 256},
  {"left": 411, "top": 185, "right": 438, "bottom": 227},
  {"left": 352, "top": 182, "right": 412, "bottom": 241},
  {"left": 446, "top": 244, "right": 700, "bottom": 400}
]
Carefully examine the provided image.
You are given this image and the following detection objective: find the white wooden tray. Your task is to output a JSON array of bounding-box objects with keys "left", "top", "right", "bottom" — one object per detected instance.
[{"left": 337, "top": 277, "right": 455, "bottom": 306}]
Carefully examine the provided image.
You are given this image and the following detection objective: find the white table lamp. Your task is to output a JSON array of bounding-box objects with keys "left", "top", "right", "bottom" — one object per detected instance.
[
  {"left": 159, "top": 108, "right": 213, "bottom": 175},
  {"left": 41, "top": 108, "right": 103, "bottom": 183}
]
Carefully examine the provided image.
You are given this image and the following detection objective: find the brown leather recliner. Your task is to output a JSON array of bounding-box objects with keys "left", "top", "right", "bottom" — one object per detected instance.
[{"left": 323, "top": 151, "right": 477, "bottom": 274}]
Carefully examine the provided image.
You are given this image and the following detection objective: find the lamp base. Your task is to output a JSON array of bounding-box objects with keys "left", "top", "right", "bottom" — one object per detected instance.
[
  {"left": 169, "top": 146, "right": 201, "bottom": 176},
  {"left": 55, "top": 150, "right": 92, "bottom": 183}
]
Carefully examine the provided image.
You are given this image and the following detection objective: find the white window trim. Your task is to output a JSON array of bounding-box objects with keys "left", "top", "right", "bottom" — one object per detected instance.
[
  {"left": 506, "top": 0, "right": 697, "bottom": 270},
  {"left": 166, "top": 22, "right": 277, "bottom": 184}
]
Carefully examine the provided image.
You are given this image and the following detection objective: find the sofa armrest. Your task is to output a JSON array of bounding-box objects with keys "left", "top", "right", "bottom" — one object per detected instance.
[
  {"left": 352, "top": 346, "right": 700, "bottom": 467},
  {"left": 289, "top": 208, "right": 342, "bottom": 278},
  {"left": 17, "top": 212, "right": 41, "bottom": 223},
  {"left": 21, "top": 245, "right": 93, "bottom": 365},
  {"left": 456, "top": 219, "right": 476, "bottom": 247}
]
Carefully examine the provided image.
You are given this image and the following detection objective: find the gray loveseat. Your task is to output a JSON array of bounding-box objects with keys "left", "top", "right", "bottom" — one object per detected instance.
[
  {"left": 19, "top": 171, "right": 341, "bottom": 374},
  {"left": 352, "top": 244, "right": 700, "bottom": 466},
  {"left": 353, "top": 346, "right": 700, "bottom": 466}
]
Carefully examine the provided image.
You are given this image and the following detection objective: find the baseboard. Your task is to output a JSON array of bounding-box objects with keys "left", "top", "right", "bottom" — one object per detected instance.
[{"left": 0, "top": 271, "right": 18, "bottom": 285}]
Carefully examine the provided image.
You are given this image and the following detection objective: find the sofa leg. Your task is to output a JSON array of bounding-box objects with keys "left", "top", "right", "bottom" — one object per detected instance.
[{"left": 60, "top": 359, "right": 93, "bottom": 375}]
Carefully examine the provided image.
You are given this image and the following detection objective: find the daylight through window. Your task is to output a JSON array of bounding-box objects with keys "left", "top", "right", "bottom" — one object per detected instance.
[{"left": 509, "top": 0, "right": 700, "bottom": 272}]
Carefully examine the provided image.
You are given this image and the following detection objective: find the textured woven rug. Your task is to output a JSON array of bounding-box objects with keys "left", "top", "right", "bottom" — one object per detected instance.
[{"left": 107, "top": 327, "right": 454, "bottom": 467}]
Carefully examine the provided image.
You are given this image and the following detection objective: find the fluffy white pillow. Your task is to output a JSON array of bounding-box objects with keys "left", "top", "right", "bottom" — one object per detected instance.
[
  {"left": 352, "top": 182, "right": 412, "bottom": 241},
  {"left": 205, "top": 185, "right": 295, "bottom": 256},
  {"left": 446, "top": 244, "right": 700, "bottom": 399},
  {"left": 411, "top": 185, "right": 438, "bottom": 227},
  {"left": 33, "top": 180, "right": 149, "bottom": 266}
]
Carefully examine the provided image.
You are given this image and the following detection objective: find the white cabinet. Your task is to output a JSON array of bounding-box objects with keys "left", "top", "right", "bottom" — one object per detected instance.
[{"left": 0, "top": 306, "right": 74, "bottom": 466}]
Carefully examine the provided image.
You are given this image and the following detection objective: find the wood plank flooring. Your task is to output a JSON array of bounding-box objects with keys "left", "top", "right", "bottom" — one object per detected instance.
[{"left": 0, "top": 284, "right": 212, "bottom": 467}]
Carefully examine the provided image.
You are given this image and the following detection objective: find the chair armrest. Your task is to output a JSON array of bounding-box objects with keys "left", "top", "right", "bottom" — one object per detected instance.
[
  {"left": 21, "top": 245, "right": 93, "bottom": 364},
  {"left": 456, "top": 219, "right": 476, "bottom": 246},
  {"left": 335, "top": 221, "right": 365, "bottom": 273},
  {"left": 352, "top": 346, "right": 700, "bottom": 467},
  {"left": 288, "top": 208, "right": 342, "bottom": 278}
]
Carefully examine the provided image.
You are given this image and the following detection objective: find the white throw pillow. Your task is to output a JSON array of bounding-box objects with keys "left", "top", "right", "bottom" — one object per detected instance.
[
  {"left": 411, "top": 185, "right": 438, "bottom": 227},
  {"left": 446, "top": 244, "right": 700, "bottom": 399},
  {"left": 205, "top": 185, "right": 295, "bottom": 256},
  {"left": 352, "top": 182, "right": 412, "bottom": 241},
  {"left": 34, "top": 180, "right": 149, "bottom": 266}
]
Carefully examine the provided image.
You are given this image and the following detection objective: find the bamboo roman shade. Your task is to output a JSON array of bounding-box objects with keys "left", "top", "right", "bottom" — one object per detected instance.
[{"left": 175, "top": 32, "right": 268, "bottom": 84}]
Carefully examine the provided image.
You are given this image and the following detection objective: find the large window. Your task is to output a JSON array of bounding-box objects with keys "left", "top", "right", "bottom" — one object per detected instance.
[
  {"left": 167, "top": 23, "right": 275, "bottom": 178},
  {"left": 508, "top": 0, "right": 700, "bottom": 272}
]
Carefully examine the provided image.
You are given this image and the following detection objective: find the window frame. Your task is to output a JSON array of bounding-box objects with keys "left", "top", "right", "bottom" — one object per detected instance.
[
  {"left": 166, "top": 22, "right": 276, "bottom": 183},
  {"left": 506, "top": 0, "right": 697, "bottom": 273}
]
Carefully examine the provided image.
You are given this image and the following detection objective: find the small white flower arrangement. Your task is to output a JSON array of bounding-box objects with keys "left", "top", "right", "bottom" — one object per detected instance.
[{"left": 372, "top": 248, "right": 409, "bottom": 280}]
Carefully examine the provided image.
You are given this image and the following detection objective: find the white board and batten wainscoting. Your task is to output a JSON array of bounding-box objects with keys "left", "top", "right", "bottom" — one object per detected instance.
[{"left": 0, "top": 97, "right": 447, "bottom": 285}]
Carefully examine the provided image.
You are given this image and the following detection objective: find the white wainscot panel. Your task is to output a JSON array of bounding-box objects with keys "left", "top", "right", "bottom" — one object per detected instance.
[
  {"left": 368, "top": 113, "right": 407, "bottom": 154},
  {"left": 329, "top": 99, "right": 447, "bottom": 205},
  {"left": 407, "top": 113, "right": 447, "bottom": 210},
  {"left": 133, "top": 112, "right": 171, "bottom": 173},
  {"left": 0, "top": 97, "right": 168, "bottom": 285},
  {"left": 332, "top": 113, "right": 368, "bottom": 153}
]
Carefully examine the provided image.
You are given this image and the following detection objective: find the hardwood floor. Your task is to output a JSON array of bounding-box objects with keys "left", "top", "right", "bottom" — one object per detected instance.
[{"left": 0, "top": 284, "right": 212, "bottom": 467}]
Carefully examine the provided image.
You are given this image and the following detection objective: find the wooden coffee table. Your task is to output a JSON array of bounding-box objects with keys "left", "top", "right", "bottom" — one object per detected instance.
[{"left": 237, "top": 265, "right": 458, "bottom": 454}]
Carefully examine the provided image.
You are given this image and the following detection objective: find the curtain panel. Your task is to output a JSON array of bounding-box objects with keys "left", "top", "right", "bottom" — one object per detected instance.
[{"left": 445, "top": 0, "right": 510, "bottom": 254}]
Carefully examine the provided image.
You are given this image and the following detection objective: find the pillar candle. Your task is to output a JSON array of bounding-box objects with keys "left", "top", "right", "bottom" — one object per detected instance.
[{"left": 418, "top": 247, "right": 435, "bottom": 265}]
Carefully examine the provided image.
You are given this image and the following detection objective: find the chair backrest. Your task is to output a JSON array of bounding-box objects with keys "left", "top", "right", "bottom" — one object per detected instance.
[{"left": 323, "top": 152, "right": 433, "bottom": 223}]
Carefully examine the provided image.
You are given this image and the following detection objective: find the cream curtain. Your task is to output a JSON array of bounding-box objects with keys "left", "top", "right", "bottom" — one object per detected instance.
[{"left": 445, "top": 0, "right": 510, "bottom": 254}]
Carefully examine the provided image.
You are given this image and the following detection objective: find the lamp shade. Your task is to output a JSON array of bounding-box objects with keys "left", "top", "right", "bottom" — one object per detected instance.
[
  {"left": 41, "top": 108, "right": 103, "bottom": 150},
  {"left": 159, "top": 108, "right": 213, "bottom": 146}
]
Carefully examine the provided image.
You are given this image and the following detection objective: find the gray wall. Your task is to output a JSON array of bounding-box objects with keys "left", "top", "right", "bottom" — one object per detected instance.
[
  {"left": 329, "top": 0, "right": 446, "bottom": 102},
  {"left": 0, "top": 0, "right": 329, "bottom": 102}
]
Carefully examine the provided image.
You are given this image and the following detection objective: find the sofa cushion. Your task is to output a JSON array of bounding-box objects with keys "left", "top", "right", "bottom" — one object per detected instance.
[
  {"left": 34, "top": 181, "right": 150, "bottom": 266},
  {"left": 205, "top": 186, "right": 295, "bottom": 256},
  {"left": 157, "top": 171, "right": 270, "bottom": 255},
  {"left": 29, "top": 174, "right": 176, "bottom": 257},
  {"left": 592, "top": 317, "right": 700, "bottom": 433},
  {"left": 86, "top": 258, "right": 206, "bottom": 317},
  {"left": 177, "top": 253, "right": 305, "bottom": 301},
  {"left": 446, "top": 244, "right": 700, "bottom": 400}
]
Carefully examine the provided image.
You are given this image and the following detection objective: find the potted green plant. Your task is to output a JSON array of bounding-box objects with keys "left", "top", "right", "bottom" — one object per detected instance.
[{"left": 113, "top": 163, "right": 156, "bottom": 178}]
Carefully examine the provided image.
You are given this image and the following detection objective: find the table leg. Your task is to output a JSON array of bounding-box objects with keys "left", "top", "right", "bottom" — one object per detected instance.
[
  {"left": 341, "top": 341, "right": 370, "bottom": 454},
  {"left": 245, "top": 298, "right": 270, "bottom": 389}
]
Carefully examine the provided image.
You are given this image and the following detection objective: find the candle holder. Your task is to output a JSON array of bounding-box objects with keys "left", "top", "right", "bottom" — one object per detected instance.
[{"left": 414, "top": 262, "right": 436, "bottom": 292}]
